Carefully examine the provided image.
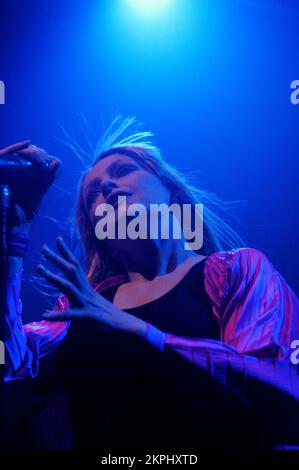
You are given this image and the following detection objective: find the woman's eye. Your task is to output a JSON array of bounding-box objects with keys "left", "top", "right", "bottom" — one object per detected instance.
[{"left": 115, "top": 165, "right": 136, "bottom": 177}]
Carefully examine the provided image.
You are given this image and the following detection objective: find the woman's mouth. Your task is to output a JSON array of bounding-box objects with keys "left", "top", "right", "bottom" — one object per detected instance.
[{"left": 106, "top": 190, "right": 132, "bottom": 208}]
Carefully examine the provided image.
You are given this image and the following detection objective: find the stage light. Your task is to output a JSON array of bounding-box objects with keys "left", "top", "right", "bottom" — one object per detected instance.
[{"left": 127, "top": 0, "right": 171, "bottom": 17}]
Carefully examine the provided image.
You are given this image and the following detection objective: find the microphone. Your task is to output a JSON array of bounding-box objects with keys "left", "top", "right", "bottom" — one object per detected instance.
[{"left": 0, "top": 156, "right": 32, "bottom": 183}]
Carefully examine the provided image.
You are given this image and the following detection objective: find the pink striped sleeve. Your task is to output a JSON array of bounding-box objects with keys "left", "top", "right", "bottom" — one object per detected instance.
[
  {"left": 164, "top": 248, "right": 299, "bottom": 405},
  {"left": 218, "top": 248, "right": 298, "bottom": 358},
  {"left": 5, "top": 273, "right": 69, "bottom": 382}
]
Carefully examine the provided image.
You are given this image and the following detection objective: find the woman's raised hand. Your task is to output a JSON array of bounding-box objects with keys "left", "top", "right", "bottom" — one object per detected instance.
[{"left": 37, "top": 237, "right": 147, "bottom": 337}]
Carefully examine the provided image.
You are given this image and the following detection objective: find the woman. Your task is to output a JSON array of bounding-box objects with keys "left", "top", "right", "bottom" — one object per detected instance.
[{"left": 3, "top": 117, "right": 299, "bottom": 450}]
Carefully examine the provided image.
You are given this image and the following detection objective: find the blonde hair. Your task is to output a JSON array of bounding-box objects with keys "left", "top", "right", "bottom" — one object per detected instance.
[{"left": 62, "top": 115, "right": 245, "bottom": 287}]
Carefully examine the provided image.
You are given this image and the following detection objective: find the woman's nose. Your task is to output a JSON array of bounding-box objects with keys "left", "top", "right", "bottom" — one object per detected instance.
[{"left": 100, "top": 179, "right": 118, "bottom": 200}]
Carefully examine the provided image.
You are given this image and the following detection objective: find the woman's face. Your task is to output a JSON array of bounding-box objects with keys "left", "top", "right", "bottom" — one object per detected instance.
[{"left": 82, "top": 153, "right": 171, "bottom": 227}]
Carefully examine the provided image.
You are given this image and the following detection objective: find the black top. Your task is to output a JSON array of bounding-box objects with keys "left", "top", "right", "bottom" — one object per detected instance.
[
  {"left": 59, "top": 257, "right": 260, "bottom": 450},
  {"left": 102, "top": 256, "right": 219, "bottom": 339}
]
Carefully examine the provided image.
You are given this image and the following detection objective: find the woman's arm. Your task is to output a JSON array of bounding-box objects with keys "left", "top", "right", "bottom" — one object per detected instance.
[
  {"left": 1, "top": 141, "right": 65, "bottom": 382},
  {"left": 5, "top": 255, "right": 69, "bottom": 382},
  {"left": 37, "top": 242, "right": 299, "bottom": 403},
  {"left": 156, "top": 248, "right": 299, "bottom": 389},
  {"left": 163, "top": 335, "right": 299, "bottom": 402},
  {"left": 146, "top": 247, "right": 299, "bottom": 446}
]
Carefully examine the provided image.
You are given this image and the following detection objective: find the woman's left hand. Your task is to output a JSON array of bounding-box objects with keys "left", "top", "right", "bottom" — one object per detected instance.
[{"left": 37, "top": 237, "right": 147, "bottom": 337}]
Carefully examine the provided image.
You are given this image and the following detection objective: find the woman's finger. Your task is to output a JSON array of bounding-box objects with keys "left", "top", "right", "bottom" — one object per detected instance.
[
  {"left": 15, "top": 145, "right": 61, "bottom": 169},
  {"left": 14, "top": 145, "right": 48, "bottom": 163},
  {"left": 36, "top": 263, "right": 82, "bottom": 305},
  {"left": 43, "top": 308, "right": 92, "bottom": 321},
  {"left": 40, "top": 244, "right": 80, "bottom": 283},
  {"left": 42, "top": 309, "right": 79, "bottom": 321},
  {"left": 0, "top": 140, "right": 31, "bottom": 156},
  {"left": 56, "top": 236, "right": 80, "bottom": 267}
]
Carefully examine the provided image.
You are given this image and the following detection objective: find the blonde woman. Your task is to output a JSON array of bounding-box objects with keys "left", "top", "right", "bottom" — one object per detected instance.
[{"left": 3, "top": 117, "right": 299, "bottom": 450}]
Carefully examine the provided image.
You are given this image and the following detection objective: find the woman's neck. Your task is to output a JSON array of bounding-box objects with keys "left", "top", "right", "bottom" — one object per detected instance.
[{"left": 118, "top": 236, "right": 198, "bottom": 282}]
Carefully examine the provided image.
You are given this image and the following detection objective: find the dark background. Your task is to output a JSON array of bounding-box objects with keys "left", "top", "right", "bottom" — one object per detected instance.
[{"left": 0, "top": 0, "right": 298, "bottom": 322}]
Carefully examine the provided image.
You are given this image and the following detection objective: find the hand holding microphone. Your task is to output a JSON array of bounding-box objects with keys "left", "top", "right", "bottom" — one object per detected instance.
[{"left": 0, "top": 140, "right": 61, "bottom": 222}]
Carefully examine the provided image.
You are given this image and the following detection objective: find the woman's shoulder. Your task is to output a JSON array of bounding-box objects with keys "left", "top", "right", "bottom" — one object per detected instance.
[
  {"left": 203, "top": 247, "right": 273, "bottom": 316},
  {"left": 205, "top": 247, "right": 299, "bottom": 355},
  {"left": 206, "top": 246, "right": 269, "bottom": 267},
  {"left": 205, "top": 247, "right": 272, "bottom": 283}
]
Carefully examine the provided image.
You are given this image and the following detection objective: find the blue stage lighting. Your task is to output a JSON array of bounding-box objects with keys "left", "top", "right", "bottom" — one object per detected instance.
[{"left": 127, "top": 0, "right": 171, "bottom": 16}]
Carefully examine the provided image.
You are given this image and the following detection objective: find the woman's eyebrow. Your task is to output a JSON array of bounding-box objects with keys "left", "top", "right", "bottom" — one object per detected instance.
[{"left": 107, "top": 159, "right": 136, "bottom": 175}]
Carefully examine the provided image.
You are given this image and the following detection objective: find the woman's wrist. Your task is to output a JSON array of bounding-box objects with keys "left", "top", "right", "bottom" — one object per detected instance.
[
  {"left": 111, "top": 310, "right": 165, "bottom": 350},
  {"left": 6, "top": 230, "right": 29, "bottom": 276},
  {"left": 143, "top": 322, "right": 166, "bottom": 351},
  {"left": 111, "top": 309, "right": 147, "bottom": 336},
  {"left": 123, "top": 312, "right": 166, "bottom": 350},
  {"left": 7, "top": 231, "right": 30, "bottom": 257}
]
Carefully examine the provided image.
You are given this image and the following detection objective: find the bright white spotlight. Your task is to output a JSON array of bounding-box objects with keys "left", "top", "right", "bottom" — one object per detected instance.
[{"left": 128, "top": 0, "right": 171, "bottom": 16}]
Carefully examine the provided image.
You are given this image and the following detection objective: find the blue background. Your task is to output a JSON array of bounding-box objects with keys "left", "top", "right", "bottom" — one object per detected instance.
[{"left": 0, "top": 0, "right": 298, "bottom": 322}]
